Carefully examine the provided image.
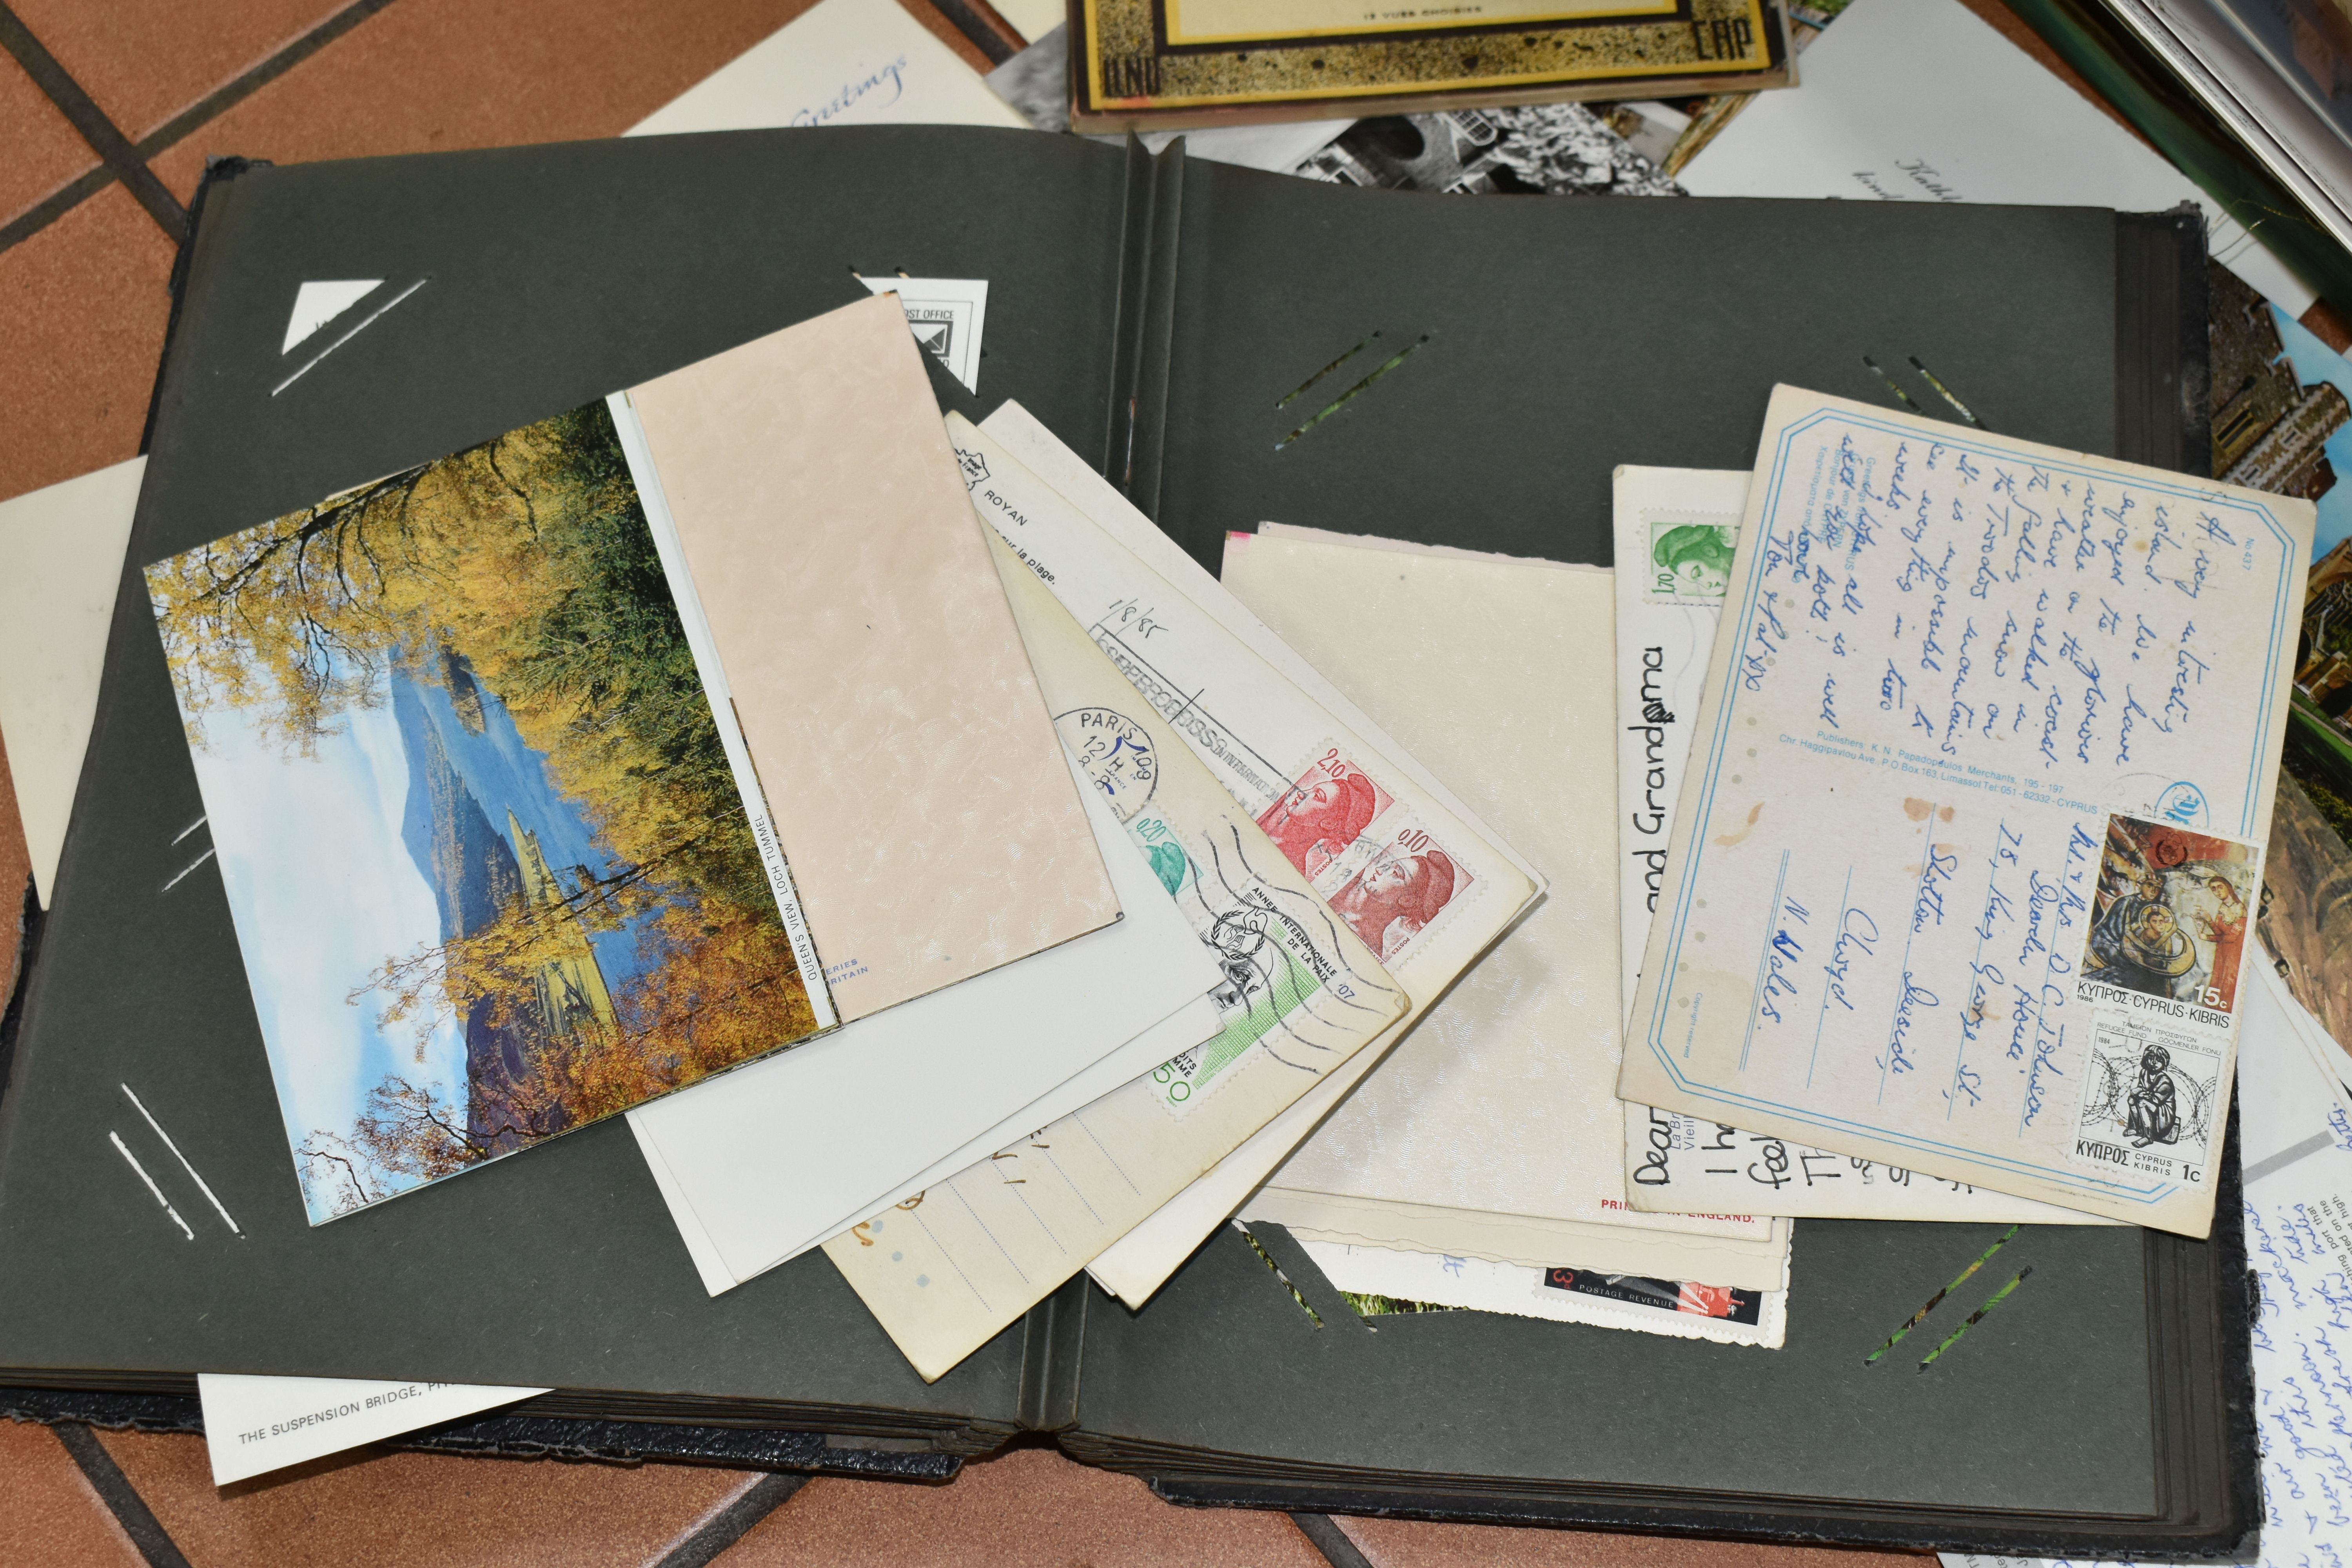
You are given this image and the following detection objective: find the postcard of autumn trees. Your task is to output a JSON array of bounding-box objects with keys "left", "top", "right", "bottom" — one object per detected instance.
[{"left": 147, "top": 400, "right": 826, "bottom": 1222}]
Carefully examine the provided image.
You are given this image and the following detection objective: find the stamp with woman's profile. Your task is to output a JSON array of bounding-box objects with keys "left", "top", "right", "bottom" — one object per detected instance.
[{"left": 1257, "top": 746, "right": 1394, "bottom": 884}]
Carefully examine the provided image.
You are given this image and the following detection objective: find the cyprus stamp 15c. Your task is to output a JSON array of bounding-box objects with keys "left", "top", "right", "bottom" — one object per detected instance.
[{"left": 2065, "top": 812, "right": 2258, "bottom": 1189}]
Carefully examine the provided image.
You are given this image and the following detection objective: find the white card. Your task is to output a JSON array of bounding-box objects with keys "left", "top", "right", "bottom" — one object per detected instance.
[{"left": 198, "top": 1374, "right": 543, "bottom": 1485}]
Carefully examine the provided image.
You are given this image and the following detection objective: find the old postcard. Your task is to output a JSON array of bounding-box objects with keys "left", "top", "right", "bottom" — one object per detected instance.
[
  {"left": 1222, "top": 524, "right": 1791, "bottom": 1285},
  {"left": 1618, "top": 386, "right": 2314, "bottom": 1236},
  {"left": 147, "top": 400, "right": 834, "bottom": 1221},
  {"left": 949, "top": 406, "right": 1541, "bottom": 1308},
  {"left": 1614, "top": 466, "right": 2110, "bottom": 1225},
  {"left": 823, "top": 528, "right": 1406, "bottom": 1380}
]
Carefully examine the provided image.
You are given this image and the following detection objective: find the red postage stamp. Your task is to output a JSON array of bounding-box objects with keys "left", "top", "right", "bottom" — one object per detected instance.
[
  {"left": 1328, "top": 822, "right": 1476, "bottom": 965},
  {"left": 1256, "top": 748, "right": 1394, "bottom": 882}
]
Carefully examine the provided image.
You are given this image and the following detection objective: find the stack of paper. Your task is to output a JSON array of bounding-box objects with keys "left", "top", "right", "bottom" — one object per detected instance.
[{"left": 171, "top": 371, "right": 2317, "bottom": 1421}]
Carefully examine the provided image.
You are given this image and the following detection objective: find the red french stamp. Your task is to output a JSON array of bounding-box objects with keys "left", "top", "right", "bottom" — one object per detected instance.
[
  {"left": 1329, "top": 822, "right": 1474, "bottom": 965},
  {"left": 1256, "top": 748, "right": 1394, "bottom": 882}
]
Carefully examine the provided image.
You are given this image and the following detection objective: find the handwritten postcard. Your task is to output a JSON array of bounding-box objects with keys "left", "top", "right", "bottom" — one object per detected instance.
[
  {"left": 824, "top": 528, "right": 1406, "bottom": 1380},
  {"left": 1618, "top": 387, "right": 2313, "bottom": 1236},
  {"left": 1614, "top": 466, "right": 2112, "bottom": 1225}
]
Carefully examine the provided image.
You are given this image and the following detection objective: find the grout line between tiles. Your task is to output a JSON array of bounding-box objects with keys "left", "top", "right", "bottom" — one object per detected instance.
[
  {"left": 49, "top": 1423, "right": 194, "bottom": 1568},
  {"left": 0, "top": 2, "right": 185, "bottom": 241},
  {"left": 652, "top": 1470, "right": 810, "bottom": 1567},
  {"left": 0, "top": 0, "right": 403, "bottom": 259},
  {"left": 0, "top": 164, "right": 118, "bottom": 251},
  {"left": 131, "top": 0, "right": 400, "bottom": 164},
  {"left": 1290, "top": 1512, "right": 1378, "bottom": 1568}
]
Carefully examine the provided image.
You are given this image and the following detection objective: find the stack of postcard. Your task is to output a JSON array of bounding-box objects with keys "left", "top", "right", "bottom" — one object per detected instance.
[
  {"left": 148, "top": 296, "right": 1137, "bottom": 1237},
  {"left": 138, "top": 303, "right": 2311, "bottom": 1509}
]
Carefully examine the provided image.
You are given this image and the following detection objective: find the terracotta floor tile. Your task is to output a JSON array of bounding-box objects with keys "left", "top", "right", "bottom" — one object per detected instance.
[
  {"left": 0, "top": 182, "right": 173, "bottom": 505},
  {"left": 719, "top": 1445, "right": 1330, "bottom": 1567},
  {"left": 9, "top": 0, "right": 350, "bottom": 145},
  {"left": 0, "top": 1421, "right": 146, "bottom": 1567},
  {"left": 96, "top": 1428, "right": 770, "bottom": 1568},
  {"left": 146, "top": 0, "right": 829, "bottom": 203},
  {"left": 1336, "top": 1516, "right": 1936, "bottom": 1568},
  {"left": 0, "top": 49, "right": 99, "bottom": 229}
]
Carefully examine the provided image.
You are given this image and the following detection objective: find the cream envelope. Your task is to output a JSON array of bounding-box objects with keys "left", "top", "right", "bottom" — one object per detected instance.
[
  {"left": 620, "top": 295, "right": 1118, "bottom": 1020},
  {"left": 628, "top": 743, "right": 1223, "bottom": 1292},
  {"left": 1223, "top": 524, "right": 1789, "bottom": 1288}
]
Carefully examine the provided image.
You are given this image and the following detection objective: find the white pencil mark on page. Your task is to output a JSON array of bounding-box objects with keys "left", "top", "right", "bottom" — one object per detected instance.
[
  {"left": 162, "top": 846, "right": 215, "bottom": 893},
  {"left": 110, "top": 1132, "right": 193, "bottom": 1240},
  {"left": 122, "top": 1083, "right": 241, "bottom": 1235}
]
